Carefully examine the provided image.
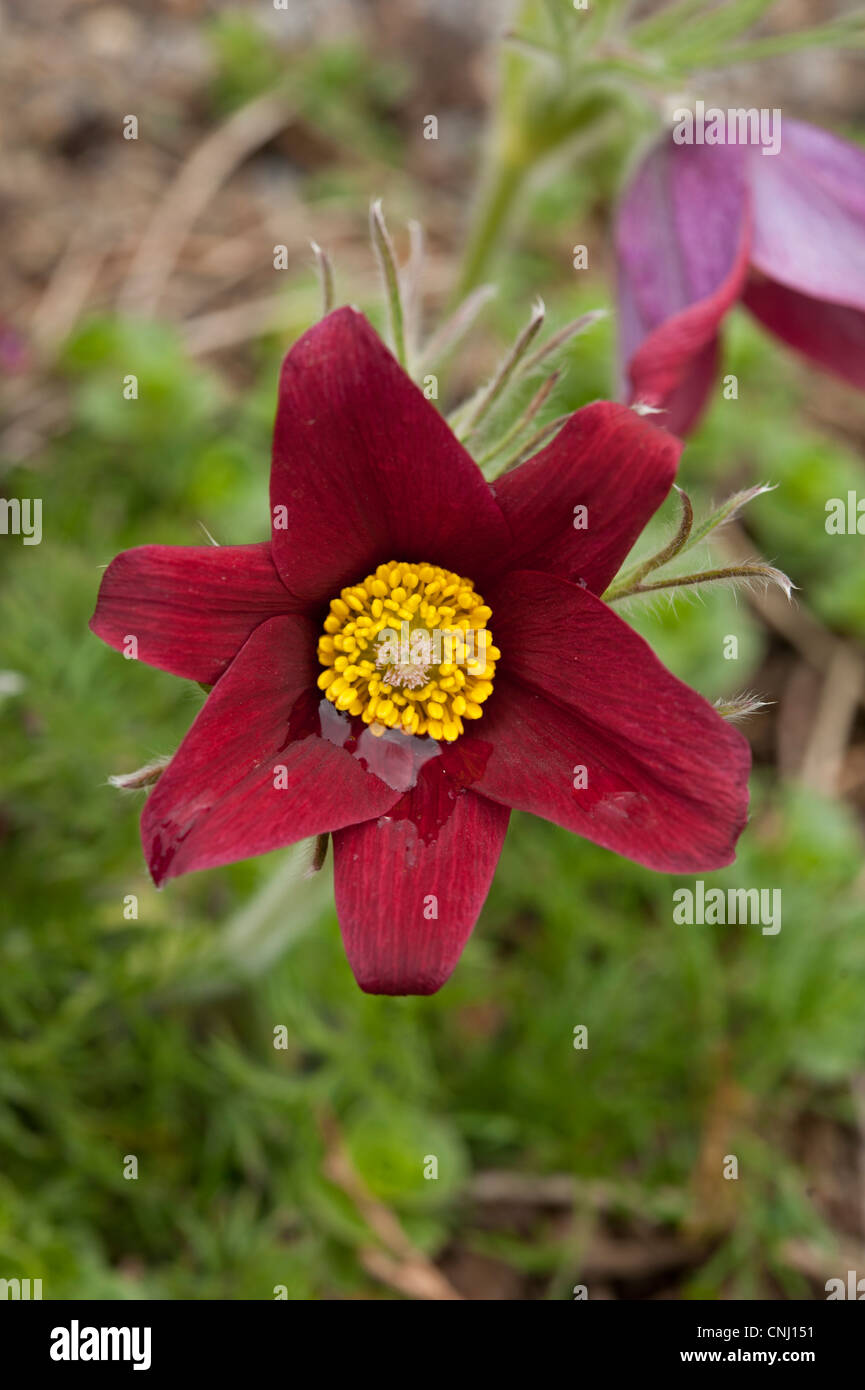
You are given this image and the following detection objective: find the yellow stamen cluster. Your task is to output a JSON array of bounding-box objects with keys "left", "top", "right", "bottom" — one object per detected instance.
[{"left": 316, "top": 561, "right": 499, "bottom": 742}]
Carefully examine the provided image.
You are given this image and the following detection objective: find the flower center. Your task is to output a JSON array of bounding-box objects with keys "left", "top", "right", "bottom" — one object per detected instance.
[{"left": 316, "top": 561, "right": 498, "bottom": 742}]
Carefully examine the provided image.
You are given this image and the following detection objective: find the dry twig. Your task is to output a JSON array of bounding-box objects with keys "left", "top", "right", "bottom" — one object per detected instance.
[{"left": 119, "top": 92, "right": 294, "bottom": 317}]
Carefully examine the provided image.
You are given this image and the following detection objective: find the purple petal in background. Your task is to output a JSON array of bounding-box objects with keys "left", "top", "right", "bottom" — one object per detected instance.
[
  {"left": 748, "top": 118, "right": 865, "bottom": 312},
  {"left": 615, "top": 137, "right": 750, "bottom": 433}
]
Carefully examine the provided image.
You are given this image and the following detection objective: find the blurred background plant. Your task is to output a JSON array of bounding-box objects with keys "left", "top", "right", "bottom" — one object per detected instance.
[{"left": 2, "top": 0, "right": 865, "bottom": 1300}]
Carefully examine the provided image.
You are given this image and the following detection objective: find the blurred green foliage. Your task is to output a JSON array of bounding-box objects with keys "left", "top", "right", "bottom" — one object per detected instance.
[{"left": 209, "top": 13, "right": 409, "bottom": 161}]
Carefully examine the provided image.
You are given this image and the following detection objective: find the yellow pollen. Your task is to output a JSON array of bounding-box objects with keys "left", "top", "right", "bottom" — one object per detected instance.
[{"left": 316, "top": 560, "right": 498, "bottom": 742}]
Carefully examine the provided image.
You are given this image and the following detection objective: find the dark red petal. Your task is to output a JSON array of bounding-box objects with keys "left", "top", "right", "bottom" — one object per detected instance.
[
  {"left": 475, "top": 570, "right": 750, "bottom": 871},
  {"left": 743, "top": 276, "right": 865, "bottom": 390},
  {"left": 641, "top": 336, "right": 721, "bottom": 441},
  {"left": 490, "top": 401, "right": 681, "bottom": 597},
  {"left": 90, "top": 543, "right": 295, "bottom": 685},
  {"left": 616, "top": 136, "right": 751, "bottom": 435},
  {"left": 141, "top": 615, "right": 400, "bottom": 885},
  {"left": 269, "top": 307, "right": 511, "bottom": 601},
  {"left": 332, "top": 754, "right": 509, "bottom": 995}
]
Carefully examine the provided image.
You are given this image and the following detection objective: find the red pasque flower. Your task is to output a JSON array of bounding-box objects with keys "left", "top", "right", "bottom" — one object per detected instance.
[
  {"left": 616, "top": 119, "right": 865, "bottom": 436},
  {"left": 91, "top": 307, "right": 750, "bottom": 995}
]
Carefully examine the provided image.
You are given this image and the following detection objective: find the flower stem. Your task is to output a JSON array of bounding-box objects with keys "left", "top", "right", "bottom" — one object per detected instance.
[
  {"left": 460, "top": 297, "right": 545, "bottom": 439},
  {"left": 455, "top": 155, "right": 528, "bottom": 301}
]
